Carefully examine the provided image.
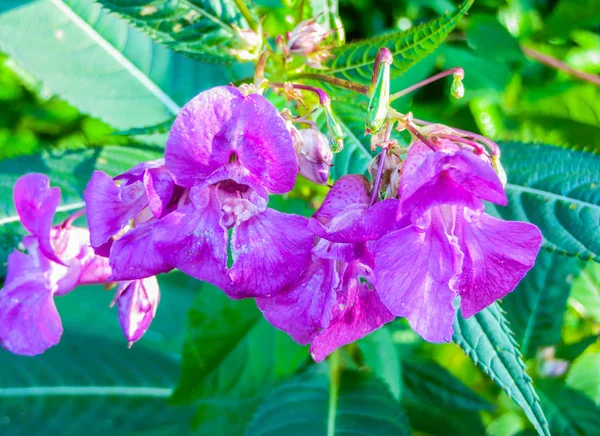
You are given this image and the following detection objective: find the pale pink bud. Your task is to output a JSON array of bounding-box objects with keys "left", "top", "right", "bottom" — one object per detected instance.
[
  {"left": 114, "top": 276, "right": 160, "bottom": 347},
  {"left": 288, "top": 19, "right": 329, "bottom": 55},
  {"left": 296, "top": 129, "right": 333, "bottom": 185}
]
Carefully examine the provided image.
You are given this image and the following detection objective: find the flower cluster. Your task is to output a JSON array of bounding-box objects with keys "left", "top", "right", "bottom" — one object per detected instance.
[{"left": 0, "top": 72, "right": 542, "bottom": 359}]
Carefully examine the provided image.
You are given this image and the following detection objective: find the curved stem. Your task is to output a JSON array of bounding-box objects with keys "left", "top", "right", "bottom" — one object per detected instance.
[
  {"left": 289, "top": 73, "right": 370, "bottom": 95},
  {"left": 62, "top": 208, "right": 86, "bottom": 228},
  {"left": 390, "top": 67, "right": 464, "bottom": 101},
  {"left": 522, "top": 46, "right": 600, "bottom": 87},
  {"left": 406, "top": 123, "right": 436, "bottom": 151},
  {"left": 268, "top": 82, "right": 331, "bottom": 105}
]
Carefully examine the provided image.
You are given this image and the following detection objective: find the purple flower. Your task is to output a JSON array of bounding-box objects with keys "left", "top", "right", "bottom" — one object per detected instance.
[
  {"left": 0, "top": 174, "right": 111, "bottom": 355},
  {"left": 153, "top": 86, "right": 315, "bottom": 298},
  {"left": 374, "top": 140, "right": 543, "bottom": 342},
  {"left": 258, "top": 175, "right": 399, "bottom": 361},
  {"left": 84, "top": 159, "right": 176, "bottom": 280},
  {"left": 112, "top": 276, "right": 160, "bottom": 347}
]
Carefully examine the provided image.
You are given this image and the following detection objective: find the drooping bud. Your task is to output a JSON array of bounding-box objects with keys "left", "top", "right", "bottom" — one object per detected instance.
[
  {"left": 295, "top": 129, "right": 333, "bottom": 185},
  {"left": 323, "top": 103, "right": 344, "bottom": 152},
  {"left": 368, "top": 150, "right": 401, "bottom": 195},
  {"left": 366, "top": 48, "right": 393, "bottom": 135},
  {"left": 288, "top": 18, "right": 329, "bottom": 55},
  {"left": 450, "top": 69, "right": 465, "bottom": 99},
  {"left": 114, "top": 277, "right": 160, "bottom": 347}
]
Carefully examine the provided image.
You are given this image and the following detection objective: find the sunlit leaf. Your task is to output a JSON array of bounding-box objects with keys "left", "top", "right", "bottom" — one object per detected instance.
[{"left": 566, "top": 352, "right": 600, "bottom": 405}]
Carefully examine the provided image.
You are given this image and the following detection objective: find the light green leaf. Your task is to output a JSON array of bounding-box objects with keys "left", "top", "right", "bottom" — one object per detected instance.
[
  {"left": 0, "top": 0, "right": 237, "bottom": 130},
  {"left": 453, "top": 303, "right": 550, "bottom": 436},
  {"left": 569, "top": 262, "right": 600, "bottom": 322},
  {"left": 502, "top": 251, "right": 582, "bottom": 356},
  {"left": 487, "top": 412, "right": 527, "bottom": 436},
  {"left": 487, "top": 142, "right": 600, "bottom": 262},
  {"left": 537, "top": 379, "right": 600, "bottom": 436},
  {"left": 97, "top": 0, "right": 257, "bottom": 64},
  {"left": 171, "top": 286, "right": 307, "bottom": 434},
  {"left": 324, "top": 0, "right": 473, "bottom": 84},
  {"left": 402, "top": 359, "right": 493, "bottom": 412},
  {"left": 247, "top": 364, "right": 410, "bottom": 436},
  {"left": 566, "top": 352, "right": 600, "bottom": 405},
  {"left": 357, "top": 327, "right": 402, "bottom": 400},
  {"left": 0, "top": 144, "right": 163, "bottom": 277},
  {"left": 0, "top": 273, "right": 199, "bottom": 435}
]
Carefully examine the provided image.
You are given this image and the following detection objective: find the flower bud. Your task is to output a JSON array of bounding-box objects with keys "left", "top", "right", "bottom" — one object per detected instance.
[
  {"left": 323, "top": 103, "right": 344, "bottom": 152},
  {"left": 366, "top": 48, "right": 393, "bottom": 135},
  {"left": 296, "top": 129, "right": 333, "bottom": 184},
  {"left": 368, "top": 150, "right": 401, "bottom": 195},
  {"left": 230, "top": 26, "right": 262, "bottom": 61},
  {"left": 451, "top": 70, "right": 465, "bottom": 99},
  {"left": 114, "top": 277, "right": 160, "bottom": 347},
  {"left": 288, "top": 18, "right": 329, "bottom": 55}
]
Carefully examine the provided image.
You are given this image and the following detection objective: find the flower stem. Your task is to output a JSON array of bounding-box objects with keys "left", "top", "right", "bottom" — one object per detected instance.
[
  {"left": 390, "top": 67, "right": 464, "bottom": 101},
  {"left": 522, "top": 46, "right": 600, "bottom": 87},
  {"left": 369, "top": 123, "right": 393, "bottom": 206},
  {"left": 289, "top": 73, "right": 370, "bottom": 95},
  {"left": 267, "top": 82, "right": 331, "bottom": 105},
  {"left": 233, "top": 0, "right": 259, "bottom": 32},
  {"left": 406, "top": 123, "right": 436, "bottom": 151},
  {"left": 327, "top": 349, "right": 341, "bottom": 436}
]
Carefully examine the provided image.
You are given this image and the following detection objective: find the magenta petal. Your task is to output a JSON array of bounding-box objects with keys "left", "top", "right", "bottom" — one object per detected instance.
[
  {"left": 14, "top": 173, "right": 63, "bottom": 265},
  {"left": 0, "top": 276, "right": 62, "bottom": 356},
  {"left": 374, "top": 213, "right": 461, "bottom": 342},
  {"left": 257, "top": 256, "right": 338, "bottom": 344},
  {"left": 166, "top": 86, "right": 297, "bottom": 193},
  {"left": 109, "top": 222, "right": 172, "bottom": 281},
  {"left": 457, "top": 210, "right": 542, "bottom": 318},
  {"left": 400, "top": 143, "right": 507, "bottom": 217},
  {"left": 116, "top": 276, "right": 160, "bottom": 344},
  {"left": 313, "top": 175, "right": 371, "bottom": 222},
  {"left": 153, "top": 201, "right": 231, "bottom": 290},
  {"left": 84, "top": 171, "right": 146, "bottom": 247},
  {"left": 144, "top": 166, "right": 175, "bottom": 219},
  {"left": 229, "top": 209, "right": 314, "bottom": 298},
  {"left": 309, "top": 263, "right": 394, "bottom": 362}
]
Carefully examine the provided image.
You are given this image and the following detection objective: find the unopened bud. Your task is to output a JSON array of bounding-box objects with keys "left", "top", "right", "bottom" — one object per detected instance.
[
  {"left": 115, "top": 277, "right": 160, "bottom": 346},
  {"left": 451, "top": 70, "right": 465, "bottom": 99},
  {"left": 230, "top": 26, "right": 262, "bottom": 61},
  {"left": 366, "top": 48, "right": 393, "bottom": 135},
  {"left": 288, "top": 18, "right": 329, "bottom": 55},
  {"left": 296, "top": 129, "right": 333, "bottom": 185},
  {"left": 368, "top": 150, "right": 401, "bottom": 194},
  {"left": 323, "top": 103, "right": 344, "bottom": 152},
  {"left": 492, "top": 155, "right": 507, "bottom": 187}
]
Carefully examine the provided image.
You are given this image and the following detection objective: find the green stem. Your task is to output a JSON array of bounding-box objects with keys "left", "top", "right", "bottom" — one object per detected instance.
[
  {"left": 327, "top": 350, "right": 341, "bottom": 436},
  {"left": 233, "top": 0, "right": 259, "bottom": 32}
]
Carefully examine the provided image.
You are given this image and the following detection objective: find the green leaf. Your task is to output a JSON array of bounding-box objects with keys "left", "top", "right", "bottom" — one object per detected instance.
[
  {"left": 171, "top": 286, "right": 307, "bottom": 434},
  {"left": 0, "top": 144, "right": 163, "bottom": 277},
  {"left": 569, "top": 262, "right": 600, "bottom": 323},
  {"left": 487, "top": 142, "right": 600, "bottom": 262},
  {"left": 566, "top": 352, "right": 600, "bottom": 405},
  {"left": 466, "top": 14, "right": 526, "bottom": 65},
  {"left": 545, "top": 0, "right": 600, "bottom": 37},
  {"left": 324, "top": 0, "right": 473, "bottom": 84},
  {"left": 0, "top": 273, "right": 198, "bottom": 434},
  {"left": 487, "top": 412, "right": 527, "bottom": 436},
  {"left": 97, "top": 0, "right": 256, "bottom": 64},
  {"left": 357, "top": 327, "right": 402, "bottom": 400},
  {"left": 555, "top": 335, "right": 600, "bottom": 361},
  {"left": 502, "top": 251, "right": 582, "bottom": 356},
  {"left": 247, "top": 364, "right": 410, "bottom": 436},
  {"left": 453, "top": 303, "right": 550, "bottom": 436},
  {"left": 537, "top": 379, "right": 600, "bottom": 436},
  {"left": 402, "top": 358, "right": 493, "bottom": 412},
  {"left": 0, "top": 0, "right": 238, "bottom": 130}
]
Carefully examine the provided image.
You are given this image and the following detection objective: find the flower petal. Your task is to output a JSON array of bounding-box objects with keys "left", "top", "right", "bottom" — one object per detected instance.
[
  {"left": 313, "top": 175, "right": 371, "bottom": 223},
  {"left": 309, "top": 262, "right": 394, "bottom": 362},
  {"left": 256, "top": 256, "right": 338, "bottom": 345},
  {"left": 400, "top": 142, "right": 507, "bottom": 218},
  {"left": 153, "top": 200, "right": 231, "bottom": 290},
  {"left": 84, "top": 170, "right": 147, "bottom": 248},
  {"left": 14, "top": 173, "right": 63, "bottom": 265},
  {"left": 229, "top": 209, "right": 313, "bottom": 298},
  {"left": 374, "top": 211, "right": 461, "bottom": 342},
  {"left": 457, "top": 209, "right": 542, "bottom": 318},
  {"left": 143, "top": 165, "right": 175, "bottom": 219},
  {"left": 166, "top": 86, "right": 297, "bottom": 193},
  {"left": 109, "top": 222, "right": 172, "bottom": 281},
  {"left": 116, "top": 276, "right": 160, "bottom": 345}
]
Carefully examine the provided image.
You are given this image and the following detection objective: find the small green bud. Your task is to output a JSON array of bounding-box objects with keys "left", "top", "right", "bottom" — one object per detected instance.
[
  {"left": 492, "top": 155, "right": 507, "bottom": 187},
  {"left": 366, "top": 48, "right": 393, "bottom": 135},
  {"left": 323, "top": 103, "right": 344, "bottom": 152},
  {"left": 450, "top": 70, "right": 465, "bottom": 99}
]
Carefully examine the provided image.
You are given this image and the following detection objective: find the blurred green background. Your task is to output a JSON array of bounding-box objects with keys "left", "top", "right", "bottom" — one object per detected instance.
[{"left": 0, "top": 0, "right": 598, "bottom": 435}]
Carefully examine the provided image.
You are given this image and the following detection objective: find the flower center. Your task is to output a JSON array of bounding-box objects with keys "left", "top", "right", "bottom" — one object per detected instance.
[{"left": 217, "top": 180, "right": 266, "bottom": 227}]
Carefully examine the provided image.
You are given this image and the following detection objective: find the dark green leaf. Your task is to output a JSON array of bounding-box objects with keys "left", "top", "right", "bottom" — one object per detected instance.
[
  {"left": 97, "top": 0, "right": 256, "bottom": 63},
  {"left": 247, "top": 365, "right": 410, "bottom": 435},
  {"left": 358, "top": 327, "right": 402, "bottom": 400},
  {"left": 502, "top": 251, "right": 582, "bottom": 356},
  {"left": 555, "top": 335, "right": 600, "bottom": 361},
  {"left": 402, "top": 358, "right": 493, "bottom": 411},
  {"left": 545, "top": 0, "right": 600, "bottom": 37},
  {"left": 171, "top": 286, "right": 307, "bottom": 434},
  {"left": 453, "top": 303, "right": 550, "bottom": 436},
  {"left": 467, "top": 14, "right": 526, "bottom": 65},
  {"left": 488, "top": 142, "right": 600, "bottom": 262},
  {"left": 537, "top": 379, "right": 600, "bottom": 436},
  {"left": 324, "top": 0, "right": 473, "bottom": 84}
]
